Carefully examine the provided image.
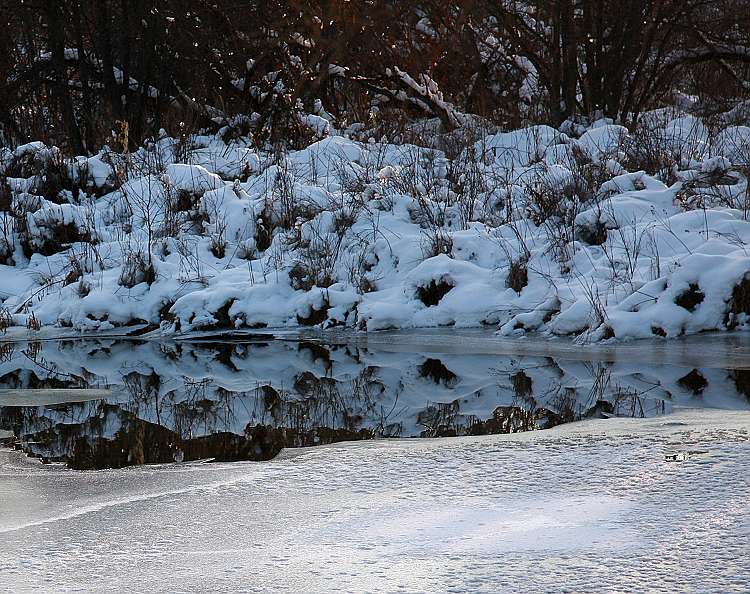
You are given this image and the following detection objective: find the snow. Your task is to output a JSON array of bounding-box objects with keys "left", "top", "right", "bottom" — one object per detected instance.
[
  {"left": 1, "top": 408, "right": 748, "bottom": 593},
  {"left": 0, "top": 267, "right": 39, "bottom": 301},
  {"left": 12, "top": 141, "right": 46, "bottom": 158},
  {"left": 715, "top": 126, "right": 750, "bottom": 164},
  {"left": 575, "top": 124, "right": 628, "bottom": 161},
  {"left": 478, "top": 124, "right": 560, "bottom": 167},
  {"left": 2, "top": 110, "right": 750, "bottom": 342}
]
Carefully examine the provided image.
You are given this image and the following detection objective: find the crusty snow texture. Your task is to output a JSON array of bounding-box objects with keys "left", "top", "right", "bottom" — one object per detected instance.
[
  {"left": 2, "top": 112, "right": 750, "bottom": 341},
  {"left": 2, "top": 410, "right": 750, "bottom": 593}
]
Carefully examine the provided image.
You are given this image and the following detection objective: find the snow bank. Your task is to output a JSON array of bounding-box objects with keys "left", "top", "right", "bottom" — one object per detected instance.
[{"left": 2, "top": 110, "right": 750, "bottom": 341}]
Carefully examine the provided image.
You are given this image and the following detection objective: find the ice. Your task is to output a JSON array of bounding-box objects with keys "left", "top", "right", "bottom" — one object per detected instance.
[
  {"left": 0, "top": 388, "right": 111, "bottom": 407},
  {"left": 0, "top": 409, "right": 748, "bottom": 593}
]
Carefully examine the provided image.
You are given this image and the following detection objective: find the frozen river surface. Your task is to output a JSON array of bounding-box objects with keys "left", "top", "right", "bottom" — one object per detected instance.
[{"left": 1, "top": 409, "right": 749, "bottom": 593}]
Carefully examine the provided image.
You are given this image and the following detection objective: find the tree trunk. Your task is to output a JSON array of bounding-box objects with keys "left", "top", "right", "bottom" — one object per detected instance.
[{"left": 45, "top": 2, "right": 84, "bottom": 154}]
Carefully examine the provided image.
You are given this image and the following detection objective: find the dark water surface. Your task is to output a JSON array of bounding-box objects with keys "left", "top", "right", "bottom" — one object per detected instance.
[{"left": 1, "top": 331, "right": 748, "bottom": 468}]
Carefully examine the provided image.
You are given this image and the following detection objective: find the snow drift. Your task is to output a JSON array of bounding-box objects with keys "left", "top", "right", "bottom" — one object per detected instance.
[{"left": 1, "top": 112, "right": 750, "bottom": 341}]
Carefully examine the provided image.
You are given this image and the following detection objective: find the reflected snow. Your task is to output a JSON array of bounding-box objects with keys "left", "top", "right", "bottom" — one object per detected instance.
[{"left": 0, "top": 331, "right": 749, "bottom": 468}]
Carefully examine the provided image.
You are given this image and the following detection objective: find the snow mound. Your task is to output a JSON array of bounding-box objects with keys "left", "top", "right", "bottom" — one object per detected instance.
[{"left": 2, "top": 112, "right": 750, "bottom": 341}]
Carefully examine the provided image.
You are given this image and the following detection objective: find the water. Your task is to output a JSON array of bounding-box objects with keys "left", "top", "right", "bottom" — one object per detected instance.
[{"left": 1, "top": 330, "right": 748, "bottom": 468}]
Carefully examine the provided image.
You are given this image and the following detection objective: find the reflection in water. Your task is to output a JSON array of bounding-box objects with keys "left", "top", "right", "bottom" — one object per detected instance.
[{"left": 0, "top": 338, "right": 748, "bottom": 469}]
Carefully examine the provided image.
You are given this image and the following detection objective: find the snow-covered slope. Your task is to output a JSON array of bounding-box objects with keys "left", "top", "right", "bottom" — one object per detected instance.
[{"left": 2, "top": 113, "right": 750, "bottom": 341}]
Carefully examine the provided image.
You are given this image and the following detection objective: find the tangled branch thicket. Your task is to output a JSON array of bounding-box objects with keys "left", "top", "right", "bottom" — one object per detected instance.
[{"left": 1, "top": 1, "right": 749, "bottom": 153}]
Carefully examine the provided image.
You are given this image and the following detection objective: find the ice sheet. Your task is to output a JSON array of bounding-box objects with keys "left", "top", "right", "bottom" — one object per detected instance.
[{"left": 1, "top": 409, "right": 748, "bottom": 593}]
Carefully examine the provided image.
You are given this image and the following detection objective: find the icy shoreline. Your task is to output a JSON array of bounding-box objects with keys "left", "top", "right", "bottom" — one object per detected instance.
[
  {"left": 2, "top": 325, "right": 750, "bottom": 364},
  {"left": 1, "top": 409, "right": 749, "bottom": 592}
]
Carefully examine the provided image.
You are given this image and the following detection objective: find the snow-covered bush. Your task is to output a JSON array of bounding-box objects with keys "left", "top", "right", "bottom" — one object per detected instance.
[{"left": 1, "top": 108, "right": 750, "bottom": 342}]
